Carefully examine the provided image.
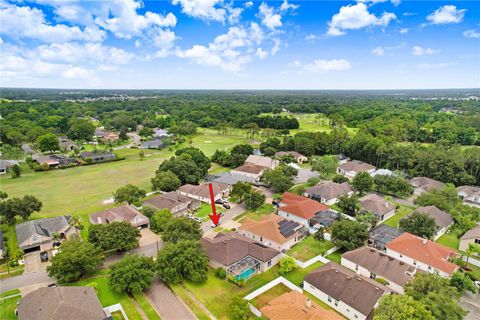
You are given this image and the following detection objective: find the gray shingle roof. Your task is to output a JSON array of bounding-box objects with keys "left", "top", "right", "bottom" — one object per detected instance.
[
  {"left": 414, "top": 206, "right": 454, "bottom": 230},
  {"left": 305, "top": 182, "right": 352, "bottom": 200},
  {"left": 15, "top": 216, "right": 72, "bottom": 245}
]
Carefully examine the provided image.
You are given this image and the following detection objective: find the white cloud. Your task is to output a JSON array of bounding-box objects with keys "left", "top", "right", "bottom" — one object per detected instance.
[
  {"left": 327, "top": 3, "right": 396, "bottom": 36},
  {"left": 399, "top": 28, "right": 409, "bottom": 34},
  {"left": 412, "top": 46, "right": 439, "bottom": 56},
  {"left": 371, "top": 46, "right": 385, "bottom": 56},
  {"left": 256, "top": 48, "right": 268, "bottom": 59},
  {"left": 427, "top": 5, "right": 466, "bottom": 25},
  {"left": 172, "top": 0, "right": 226, "bottom": 22},
  {"left": 303, "top": 59, "right": 351, "bottom": 72},
  {"left": 280, "top": 0, "right": 299, "bottom": 12},
  {"left": 152, "top": 29, "right": 177, "bottom": 57},
  {"left": 244, "top": 1, "right": 253, "bottom": 8},
  {"left": 258, "top": 2, "right": 282, "bottom": 30},
  {"left": 271, "top": 39, "right": 281, "bottom": 55},
  {"left": 0, "top": 2, "right": 106, "bottom": 43},
  {"left": 95, "top": 0, "right": 176, "bottom": 39},
  {"left": 305, "top": 34, "right": 319, "bottom": 41},
  {"left": 463, "top": 29, "right": 480, "bottom": 39},
  {"left": 62, "top": 66, "right": 94, "bottom": 79}
]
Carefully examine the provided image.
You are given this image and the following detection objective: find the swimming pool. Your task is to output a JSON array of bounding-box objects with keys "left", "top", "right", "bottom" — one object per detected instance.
[{"left": 234, "top": 267, "right": 256, "bottom": 281}]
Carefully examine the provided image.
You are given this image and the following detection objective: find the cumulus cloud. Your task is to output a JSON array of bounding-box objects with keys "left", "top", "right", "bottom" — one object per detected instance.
[
  {"left": 371, "top": 46, "right": 385, "bottom": 56},
  {"left": 399, "top": 28, "right": 409, "bottom": 34},
  {"left": 256, "top": 48, "right": 268, "bottom": 59},
  {"left": 172, "top": 0, "right": 226, "bottom": 22},
  {"left": 463, "top": 29, "right": 480, "bottom": 39},
  {"left": 305, "top": 34, "right": 319, "bottom": 41},
  {"left": 327, "top": 3, "right": 396, "bottom": 36},
  {"left": 426, "top": 5, "right": 466, "bottom": 25},
  {"left": 63, "top": 66, "right": 94, "bottom": 79},
  {"left": 412, "top": 46, "right": 439, "bottom": 56},
  {"left": 0, "top": 2, "right": 106, "bottom": 43},
  {"left": 258, "top": 2, "right": 283, "bottom": 30},
  {"left": 303, "top": 59, "right": 351, "bottom": 72},
  {"left": 95, "top": 0, "right": 176, "bottom": 39},
  {"left": 280, "top": 0, "right": 299, "bottom": 12}
]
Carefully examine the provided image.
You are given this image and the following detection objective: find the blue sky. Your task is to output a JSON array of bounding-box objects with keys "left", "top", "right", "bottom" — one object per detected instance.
[{"left": 1, "top": 0, "right": 479, "bottom": 89}]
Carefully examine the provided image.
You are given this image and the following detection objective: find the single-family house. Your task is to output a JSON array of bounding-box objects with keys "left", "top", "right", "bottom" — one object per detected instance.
[
  {"left": 177, "top": 182, "right": 230, "bottom": 203},
  {"left": 238, "top": 214, "right": 308, "bottom": 251},
  {"left": 384, "top": 232, "right": 458, "bottom": 277},
  {"left": 410, "top": 206, "right": 454, "bottom": 240},
  {"left": 89, "top": 205, "right": 149, "bottom": 228},
  {"left": 336, "top": 160, "right": 376, "bottom": 179},
  {"left": 341, "top": 246, "right": 420, "bottom": 293},
  {"left": 143, "top": 192, "right": 200, "bottom": 216},
  {"left": 260, "top": 291, "right": 344, "bottom": 320},
  {"left": 230, "top": 164, "right": 266, "bottom": 180},
  {"left": 140, "top": 139, "right": 165, "bottom": 149},
  {"left": 211, "top": 171, "right": 256, "bottom": 186},
  {"left": 0, "top": 160, "right": 19, "bottom": 175},
  {"left": 368, "top": 224, "right": 403, "bottom": 250},
  {"left": 410, "top": 177, "right": 445, "bottom": 195},
  {"left": 337, "top": 154, "right": 350, "bottom": 164},
  {"left": 303, "top": 182, "right": 353, "bottom": 205},
  {"left": 33, "top": 155, "right": 76, "bottom": 168},
  {"left": 359, "top": 194, "right": 396, "bottom": 222},
  {"left": 152, "top": 128, "right": 170, "bottom": 138},
  {"left": 58, "top": 137, "right": 76, "bottom": 151},
  {"left": 274, "top": 151, "right": 308, "bottom": 163},
  {"left": 202, "top": 232, "right": 281, "bottom": 280},
  {"left": 245, "top": 155, "right": 279, "bottom": 170},
  {"left": 459, "top": 224, "right": 480, "bottom": 252},
  {"left": 94, "top": 128, "right": 106, "bottom": 139},
  {"left": 104, "top": 132, "right": 119, "bottom": 142},
  {"left": 80, "top": 151, "right": 116, "bottom": 163},
  {"left": 15, "top": 216, "right": 78, "bottom": 253},
  {"left": 304, "top": 262, "right": 390, "bottom": 320},
  {"left": 457, "top": 185, "right": 480, "bottom": 208},
  {"left": 277, "top": 192, "right": 330, "bottom": 228},
  {"left": 17, "top": 287, "right": 110, "bottom": 320},
  {"left": 370, "top": 169, "right": 396, "bottom": 177}
]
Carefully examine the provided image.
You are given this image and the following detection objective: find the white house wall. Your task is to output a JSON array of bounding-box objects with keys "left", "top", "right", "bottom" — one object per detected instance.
[{"left": 385, "top": 248, "right": 452, "bottom": 277}]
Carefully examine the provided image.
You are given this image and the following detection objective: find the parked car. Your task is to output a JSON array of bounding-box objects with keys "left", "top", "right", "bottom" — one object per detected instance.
[
  {"left": 40, "top": 252, "right": 49, "bottom": 263},
  {"left": 215, "top": 199, "right": 224, "bottom": 204},
  {"left": 211, "top": 223, "right": 220, "bottom": 228},
  {"left": 222, "top": 203, "right": 231, "bottom": 209},
  {"left": 272, "top": 200, "right": 280, "bottom": 206},
  {"left": 193, "top": 217, "right": 203, "bottom": 223}
]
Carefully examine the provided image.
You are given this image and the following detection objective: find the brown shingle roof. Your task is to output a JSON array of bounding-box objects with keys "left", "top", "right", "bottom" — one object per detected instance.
[
  {"left": 232, "top": 164, "right": 265, "bottom": 174},
  {"left": 245, "top": 155, "right": 279, "bottom": 169},
  {"left": 17, "top": 287, "right": 107, "bottom": 320},
  {"left": 274, "top": 151, "right": 306, "bottom": 161},
  {"left": 341, "top": 246, "right": 418, "bottom": 287},
  {"left": 359, "top": 194, "right": 395, "bottom": 217},
  {"left": 460, "top": 224, "right": 480, "bottom": 240},
  {"left": 280, "top": 192, "right": 329, "bottom": 219},
  {"left": 178, "top": 182, "right": 230, "bottom": 199},
  {"left": 202, "top": 232, "right": 280, "bottom": 266},
  {"left": 239, "top": 214, "right": 300, "bottom": 244},
  {"left": 305, "top": 262, "right": 389, "bottom": 317},
  {"left": 260, "top": 291, "right": 344, "bottom": 320},
  {"left": 89, "top": 205, "right": 149, "bottom": 227},
  {"left": 338, "top": 160, "right": 375, "bottom": 173},
  {"left": 143, "top": 196, "right": 180, "bottom": 211},
  {"left": 410, "top": 177, "right": 445, "bottom": 192},
  {"left": 414, "top": 206, "right": 454, "bottom": 230},
  {"left": 305, "top": 182, "right": 352, "bottom": 200},
  {"left": 385, "top": 232, "right": 458, "bottom": 275}
]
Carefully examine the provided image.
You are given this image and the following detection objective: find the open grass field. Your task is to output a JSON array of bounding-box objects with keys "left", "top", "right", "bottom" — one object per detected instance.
[
  {"left": 186, "top": 128, "right": 252, "bottom": 156},
  {"left": 287, "top": 236, "right": 335, "bottom": 262},
  {"left": 250, "top": 283, "right": 291, "bottom": 309},
  {"left": 0, "top": 295, "right": 20, "bottom": 320},
  {"left": 65, "top": 276, "right": 144, "bottom": 320}
]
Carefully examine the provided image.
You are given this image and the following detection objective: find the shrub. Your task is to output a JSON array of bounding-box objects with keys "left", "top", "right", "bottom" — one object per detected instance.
[{"left": 215, "top": 267, "right": 227, "bottom": 279}]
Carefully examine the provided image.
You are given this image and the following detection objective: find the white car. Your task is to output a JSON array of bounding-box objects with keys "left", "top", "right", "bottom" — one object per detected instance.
[{"left": 475, "top": 281, "right": 480, "bottom": 289}]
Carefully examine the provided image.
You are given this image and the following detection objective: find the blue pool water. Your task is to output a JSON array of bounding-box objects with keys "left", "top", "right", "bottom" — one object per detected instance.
[{"left": 235, "top": 268, "right": 256, "bottom": 281}]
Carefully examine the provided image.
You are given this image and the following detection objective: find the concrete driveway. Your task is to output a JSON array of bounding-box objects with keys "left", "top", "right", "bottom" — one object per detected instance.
[
  {"left": 201, "top": 202, "right": 246, "bottom": 232},
  {"left": 139, "top": 228, "right": 160, "bottom": 247},
  {"left": 145, "top": 280, "right": 196, "bottom": 320},
  {"left": 23, "top": 252, "right": 48, "bottom": 274}
]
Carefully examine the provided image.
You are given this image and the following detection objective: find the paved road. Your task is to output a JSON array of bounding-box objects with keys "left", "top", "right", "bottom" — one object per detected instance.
[
  {"left": 0, "top": 242, "right": 162, "bottom": 293},
  {"left": 460, "top": 291, "right": 480, "bottom": 320},
  {"left": 200, "top": 203, "right": 246, "bottom": 232},
  {"left": 145, "top": 280, "right": 196, "bottom": 320}
]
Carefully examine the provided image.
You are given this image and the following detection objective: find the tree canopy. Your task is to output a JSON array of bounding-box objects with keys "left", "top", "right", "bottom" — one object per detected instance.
[
  {"left": 88, "top": 221, "right": 141, "bottom": 251},
  {"left": 109, "top": 254, "right": 155, "bottom": 294}
]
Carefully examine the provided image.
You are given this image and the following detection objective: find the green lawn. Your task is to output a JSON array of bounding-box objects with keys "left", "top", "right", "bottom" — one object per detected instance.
[
  {"left": 287, "top": 236, "right": 335, "bottom": 262},
  {"left": 0, "top": 289, "right": 20, "bottom": 299},
  {"left": 436, "top": 227, "right": 462, "bottom": 250},
  {"left": 325, "top": 249, "right": 345, "bottom": 264},
  {"left": 289, "top": 183, "right": 310, "bottom": 195},
  {"left": 382, "top": 203, "right": 415, "bottom": 228},
  {"left": 169, "top": 285, "right": 211, "bottom": 320},
  {"left": 194, "top": 203, "right": 223, "bottom": 220},
  {"left": 133, "top": 292, "right": 161, "bottom": 320},
  {"left": 0, "top": 295, "right": 21, "bottom": 320},
  {"left": 186, "top": 128, "right": 251, "bottom": 157},
  {"left": 179, "top": 260, "right": 326, "bottom": 320},
  {"left": 65, "top": 276, "right": 143, "bottom": 320},
  {"left": 208, "top": 163, "right": 230, "bottom": 175},
  {"left": 250, "top": 283, "right": 291, "bottom": 309},
  {"left": 234, "top": 204, "right": 275, "bottom": 222}
]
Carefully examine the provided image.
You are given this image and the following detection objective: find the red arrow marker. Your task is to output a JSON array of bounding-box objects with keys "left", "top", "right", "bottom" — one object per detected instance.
[{"left": 208, "top": 183, "right": 221, "bottom": 226}]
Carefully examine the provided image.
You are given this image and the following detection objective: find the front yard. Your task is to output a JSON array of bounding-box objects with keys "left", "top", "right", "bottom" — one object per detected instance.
[
  {"left": 194, "top": 203, "right": 223, "bottom": 220},
  {"left": 287, "top": 236, "right": 335, "bottom": 262},
  {"left": 234, "top": 204, "right": 275, "bottom": 222}
]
